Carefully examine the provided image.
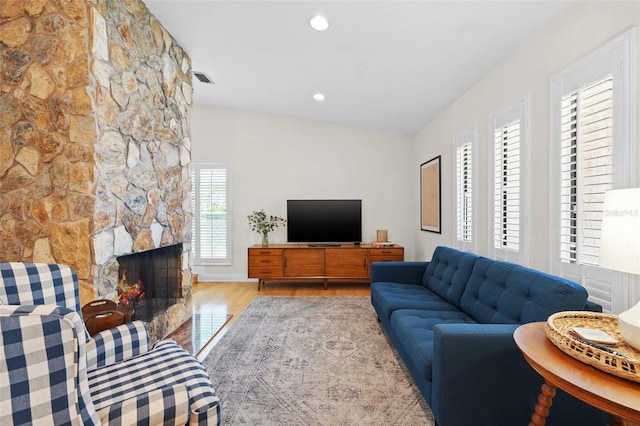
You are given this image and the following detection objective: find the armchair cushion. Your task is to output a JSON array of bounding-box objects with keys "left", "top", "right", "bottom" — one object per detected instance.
[
  {"left": 88, "top": 339, "right": 221, "bottom": 425},
  {"left": 95, "top": 384, "right": 190, "bottom": 425},
  {"left": 0, "top": 304, "right": 100, "bottom": 426}
]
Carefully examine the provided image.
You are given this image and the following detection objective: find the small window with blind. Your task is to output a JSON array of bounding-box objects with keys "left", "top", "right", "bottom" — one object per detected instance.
[
  {"left": 454, "top": 127, "right": 476, "bottom": 251},
  {"left": 559, "top": 76, "right": 613, "bottom": 266},
  {"left": 191, "top": 163, "right": 231, "bottom": 265},
  {"left": 489, "top": 96, "right": 529, "bottom": 264}
]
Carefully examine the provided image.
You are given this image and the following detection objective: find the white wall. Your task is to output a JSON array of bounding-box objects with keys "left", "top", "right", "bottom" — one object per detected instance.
[
  {"left": 413, "top": 1, "right": 640, "bottom": 273},
  {"left": 191, "top": 1, "right": 639, "bottom": 286},
  {"left": 191, "top": 107, "right": 414, "bottom": 280}
]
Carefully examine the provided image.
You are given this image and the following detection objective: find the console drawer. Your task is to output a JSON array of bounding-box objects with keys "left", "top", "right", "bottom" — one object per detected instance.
[
  {"left": 249, "top": 248, "right": 283, "bottom": 256},
  {"left": 248, "top": 266, "right": 282, "bottom": 278},
  {"left": 370, "top": 255, "right": 404, "bottom": 263},
  {"left": 369, "top": 247, "right": 404, "bottom": 263},
  {"left": 249, "top": 256, "right": 283, "bottom": 267}
]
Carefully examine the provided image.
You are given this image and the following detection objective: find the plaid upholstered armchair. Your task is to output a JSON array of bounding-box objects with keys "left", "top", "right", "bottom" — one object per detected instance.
[{"left": 0, "top": 263, "right": 221, "bottom": 425}]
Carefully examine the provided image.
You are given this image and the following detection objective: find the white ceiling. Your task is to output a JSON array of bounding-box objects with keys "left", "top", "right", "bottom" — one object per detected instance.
[{"left": 144, "top": 0, "right": 573, "bottom": 135}]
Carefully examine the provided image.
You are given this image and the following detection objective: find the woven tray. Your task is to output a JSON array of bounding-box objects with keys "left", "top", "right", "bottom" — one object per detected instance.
[{"left": 546, "top": 311, "right": 640, "bottom": 382}]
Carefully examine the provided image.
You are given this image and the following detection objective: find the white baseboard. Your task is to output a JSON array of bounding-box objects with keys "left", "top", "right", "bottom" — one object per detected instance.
[{"left": 195, "top": 272, "right": 255, "bottom": 282}]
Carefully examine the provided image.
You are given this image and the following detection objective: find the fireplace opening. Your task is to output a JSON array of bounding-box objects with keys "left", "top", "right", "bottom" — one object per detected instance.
[{"left": 116, "top": 244, "right": 183, "bottom": 321}]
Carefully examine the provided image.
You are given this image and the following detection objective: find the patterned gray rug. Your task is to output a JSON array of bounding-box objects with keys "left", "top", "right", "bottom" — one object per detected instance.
[{"left": 202, "top": 296, "right": 434, "bottom": 425}]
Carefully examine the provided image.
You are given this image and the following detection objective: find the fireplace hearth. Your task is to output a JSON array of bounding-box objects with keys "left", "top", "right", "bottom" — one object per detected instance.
[{"left": 117, "top": 244, "right": 183, "bottom": 322}]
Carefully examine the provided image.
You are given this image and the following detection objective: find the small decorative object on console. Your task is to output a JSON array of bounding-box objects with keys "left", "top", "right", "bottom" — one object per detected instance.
[
  {"left": 371, "top": 241, "right": 394, "bottom": 247},
  {"left": 376, "top": 229, "right": 388, "bottom": 242},
  {"left": 248, "top": 209, "right": 286, "bottom": 247}
]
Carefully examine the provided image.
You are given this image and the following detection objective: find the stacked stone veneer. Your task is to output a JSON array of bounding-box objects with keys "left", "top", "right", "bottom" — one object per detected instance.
[{"left": 0, "top": 0, "right": 193, "bottom": 342}]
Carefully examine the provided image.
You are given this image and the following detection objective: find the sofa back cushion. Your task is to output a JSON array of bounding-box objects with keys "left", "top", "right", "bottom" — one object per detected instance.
[
  {"left": 422, "top": 246, "right": 479, "bottom": 305},
  {"left": 460, "top": 257, "right": 589, "bottom": 324}
]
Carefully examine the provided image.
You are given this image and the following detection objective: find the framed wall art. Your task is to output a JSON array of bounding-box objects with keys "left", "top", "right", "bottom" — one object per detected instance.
[{"left": 420, "top": 155, "right": 441, "bottom": 233}]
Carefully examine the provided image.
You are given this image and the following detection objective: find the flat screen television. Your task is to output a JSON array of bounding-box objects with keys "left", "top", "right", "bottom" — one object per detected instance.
[{"left": 287, "top": 199, "right": 362, "bottom": 245}]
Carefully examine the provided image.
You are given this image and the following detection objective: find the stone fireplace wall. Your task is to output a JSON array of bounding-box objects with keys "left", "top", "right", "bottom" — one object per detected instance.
[{"left": 0, "top": 0, "right": 193, "bottom": 342}]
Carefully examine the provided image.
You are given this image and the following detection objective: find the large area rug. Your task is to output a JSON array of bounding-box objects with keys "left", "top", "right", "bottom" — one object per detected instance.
[{"left": 202, "top": 296, "right": 434, "bottom": 425}]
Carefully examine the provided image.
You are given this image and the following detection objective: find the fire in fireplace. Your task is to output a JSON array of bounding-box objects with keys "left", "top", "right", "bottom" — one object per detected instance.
[{"left": 116, "top": 244, "right": 183, "bottom": 321}]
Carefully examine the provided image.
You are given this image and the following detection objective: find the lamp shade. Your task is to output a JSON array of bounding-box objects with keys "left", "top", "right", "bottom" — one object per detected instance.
[{"left": 599, "top": 188, "right": 640, "bottom": 275}]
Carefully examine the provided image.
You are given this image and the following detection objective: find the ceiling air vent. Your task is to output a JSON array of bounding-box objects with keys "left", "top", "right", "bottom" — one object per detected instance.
[{"left": 193, "top": 71, "right": 214, "bottom": 84}]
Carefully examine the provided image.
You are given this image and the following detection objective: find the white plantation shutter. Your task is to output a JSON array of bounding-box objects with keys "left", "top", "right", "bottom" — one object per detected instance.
[
  {"left": 454, "top": 127, "right": 476, "bottom": 251},
  {"left": 550, "top": 28, "right": 635, "bottom": 313},
  {"left": 489, "top": 96, "right": 528, "bottom": 264},
  {"left": 493, "top": 120, "right": 521, "bottom": 251},
  {"left": 456, "top": 143, "right": 473, "bottom": 242},
  {"left": 559, "top": 92, "right": 579, "bottom": 263},
  {"left": 191, "top": 164, "right": 231, "bottom": 265},
  {"left": 559, "top": 77, "right": 613, "bottom": 267}
]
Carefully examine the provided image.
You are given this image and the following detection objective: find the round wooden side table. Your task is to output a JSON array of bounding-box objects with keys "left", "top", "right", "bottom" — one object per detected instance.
[{"left": 514, "top": 322, "right": 640, "bottom": 426}]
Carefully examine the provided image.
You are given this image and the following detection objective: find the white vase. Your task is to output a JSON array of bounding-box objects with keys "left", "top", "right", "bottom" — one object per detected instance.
[{"left": 618, "top": 301, "right": 640, "bottom": 351}]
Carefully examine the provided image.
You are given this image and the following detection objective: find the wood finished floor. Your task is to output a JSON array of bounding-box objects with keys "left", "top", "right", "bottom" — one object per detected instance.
[{"left": 175, "top": 281, "right": 371, "bottom": 361}]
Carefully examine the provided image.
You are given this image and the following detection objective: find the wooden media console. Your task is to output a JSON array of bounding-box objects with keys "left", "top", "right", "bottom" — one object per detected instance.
[{"left": 248, "top": 243, "right": 404, "bottom": 290}]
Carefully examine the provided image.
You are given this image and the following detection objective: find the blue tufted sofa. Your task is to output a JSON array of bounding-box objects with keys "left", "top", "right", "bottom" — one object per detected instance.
[{"left": 371, "top": 246, "right": 610, "bottom": 426}]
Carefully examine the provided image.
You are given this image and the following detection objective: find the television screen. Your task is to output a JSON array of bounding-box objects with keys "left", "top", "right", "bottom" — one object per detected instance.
[{"left": 287, "top": 199, "right": 362, "bottom": 244}]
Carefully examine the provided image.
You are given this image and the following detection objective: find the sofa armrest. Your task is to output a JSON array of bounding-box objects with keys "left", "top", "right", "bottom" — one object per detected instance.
[
  {"left": 431, "top": 323, "right": 526, "bottom": 426},
  {"left": 95, "top": 384, "right": 190, "bottom": 426},
  {"left": 431, "top": 323, "right": 609, "bottom": 426},
  {"left": 86, "top": 320, "right": 150, "bottom": 371},
  {"left": 370, "top": 261, "right": 429, "bottom": 285},
  {"left": 585, "top": 300, "right": 603, "bottom": 312}
]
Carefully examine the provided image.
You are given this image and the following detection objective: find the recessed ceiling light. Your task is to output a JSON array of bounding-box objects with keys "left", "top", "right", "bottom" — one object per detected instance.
[
  {"left": 309, "top": 15, "right": 329, "bottom": 31},
  {"left": 313, "top": 93, "right": 325, "bottom": 101}
]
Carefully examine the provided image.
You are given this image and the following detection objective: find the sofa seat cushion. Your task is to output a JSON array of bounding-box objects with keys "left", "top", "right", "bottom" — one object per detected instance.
[
  {"left": 372, "top": 282, "right": 461, "bottom": 320},
  {"left": 460, "top": 257, "right": 589, "bottom": 324},
  {"left": 422, "top": 246, "right": 479, "bottom": 306},
  {"left": 87, "top": 339, "right": 221, "bottom": 425},
  {"left": 390, "top": 309, "right": 477, "bottom": 382}
]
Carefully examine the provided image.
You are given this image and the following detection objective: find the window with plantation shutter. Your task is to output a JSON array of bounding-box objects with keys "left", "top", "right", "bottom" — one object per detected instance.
[
  {"left": 559, "top": 77, "right": 613, "bottom": 267},
  {"left": 191, "top": 163, "right": 231, "bottom": 265},
  {"left": 493, "top": 120, "right": 521, "bottom": 251},
  {"left": 454, "top": 127, "right": 475, "bottom": 251},
  {"left": 489, "top": 97, "right": 528, "bottom": 264},
  {"left": 550, "top": 28, "right": 635, "bottom": 314}
]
